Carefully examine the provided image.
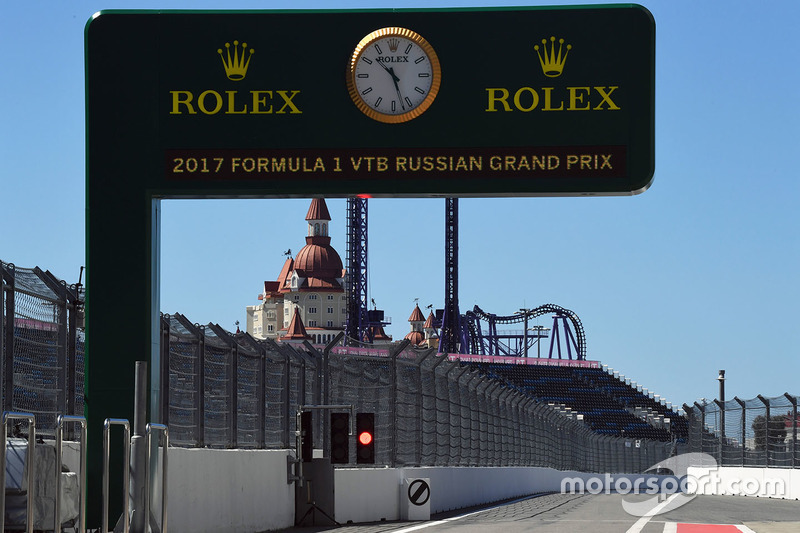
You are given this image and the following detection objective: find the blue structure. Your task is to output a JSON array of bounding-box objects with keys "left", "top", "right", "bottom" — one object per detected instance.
[
  {"left": 345, "top": 197, "right": 390, "bottom": 344},
  {"left": 439, "top": 198, "right": 468, "bottom": 354},
  {"left": 465, "top": 304, "right": 586, "bottom": 360}
]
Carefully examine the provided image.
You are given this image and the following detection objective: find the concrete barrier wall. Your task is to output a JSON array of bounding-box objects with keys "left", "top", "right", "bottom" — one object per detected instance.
[
  {"left": 333, "top": 467, "right": 671, "bottom": 524},
  {"left": 160, "top": 448, "right": 799, "bottom": 532},
  {"left": 687, "top": 466, "right": 800, "bottom": 500},
  {"left": 166, "top": 448, "right": 294, "bottom": 533}
]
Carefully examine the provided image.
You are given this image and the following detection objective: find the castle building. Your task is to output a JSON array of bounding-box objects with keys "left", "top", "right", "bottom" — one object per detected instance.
[
  {"left": 246, "top": 198, "right": 347, "bottom": 344},
  {"left": 404, "top": 305, "right": 440, "bottom": 349}
]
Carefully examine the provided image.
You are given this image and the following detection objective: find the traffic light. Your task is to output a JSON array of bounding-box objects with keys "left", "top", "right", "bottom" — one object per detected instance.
[
  {"left": 330, "top": 412, "right": 350, "bottom": 464},
  {"left": 356, "top": 412, "right": 375, "bottom": 464},
  {"left": 300, "top": 411, "right": 313, "bottom": 462}
]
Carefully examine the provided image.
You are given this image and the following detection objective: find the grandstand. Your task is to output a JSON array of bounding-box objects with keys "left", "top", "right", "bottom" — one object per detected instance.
[{"left": 460, "top": 357, "right": 687, "bottom": 442}]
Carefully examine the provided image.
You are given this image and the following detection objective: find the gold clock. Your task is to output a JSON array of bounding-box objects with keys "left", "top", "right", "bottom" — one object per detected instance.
[{"left": 347, "top": 27, "right": 442, "bottom": 123}]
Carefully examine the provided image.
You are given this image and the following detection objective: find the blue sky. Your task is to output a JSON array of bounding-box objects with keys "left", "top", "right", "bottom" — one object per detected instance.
[{"left": 1, "top": 0, "right": 798, "bottom": 410}]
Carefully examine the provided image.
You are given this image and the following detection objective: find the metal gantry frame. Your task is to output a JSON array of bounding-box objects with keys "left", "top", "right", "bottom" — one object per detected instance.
[
  {"left": 345, "top": 197, "right": 370, "bottom": 344},
  {"left": 439, "top": 198, "right": 468, "bottom": 354}
]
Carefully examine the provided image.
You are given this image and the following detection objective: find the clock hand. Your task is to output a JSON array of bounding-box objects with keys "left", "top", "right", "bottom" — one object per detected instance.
[
  {"left": 374, "top": 59, "right": 405, "bottom": 110},
  {"left": 387, "top": 66, "right": 406, "bottom": 110},
  {"left": 375, "top": 59, "right": 399, "bottom": 81}
]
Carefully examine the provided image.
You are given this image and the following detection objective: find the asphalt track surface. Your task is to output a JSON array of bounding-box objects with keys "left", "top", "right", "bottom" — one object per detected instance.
[{"left": 274, "top": 493, "right": 800, "bottom": 533}]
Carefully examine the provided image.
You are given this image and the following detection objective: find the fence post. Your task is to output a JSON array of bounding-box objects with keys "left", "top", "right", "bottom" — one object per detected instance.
[
  {"left": 160, "top": 315, "right": 171, "bottom": 429},
  {"left": 757, "top": 395, "right": 770, "bottom": 466},
  {"left": 320, "top": 332, "right": 343, "bottom": 457},
  {"left": 682, "top": 404, "right": 694, "bottom": 452},
  {"left": 230, "top": 338, "right": 239, "bottom": 448},
  {"left": 784, "top": 393, "right": 797, "bottom": 468},
  {"left": 174, "top": 314, "right": 205, "bottom": 447},
  {"left": 281, "top": 343, "right": 292, "bottom": 448},
  {"left": 713, "top": 399, "right": 724, "bottom": 465},
  {"left": 66, "top": 284, "right": 79, "bottom": 422},
  {"left": 257, "top": 337, "right": 266, "bottom": 449},
  {"left": 694, "top": 402, "right": 706, "bottom": 454},
  {"left": 1, "top": 263, "right": 15, "bottom": 413},
  {"left": 387, "top": 341, "right": 406, "bottom": 467},
  {"left": 734, "top": 397, "right": 746, "bottom": 466},
  {"left": 37, "top": 269, "right": 72, "bottom": 428}
]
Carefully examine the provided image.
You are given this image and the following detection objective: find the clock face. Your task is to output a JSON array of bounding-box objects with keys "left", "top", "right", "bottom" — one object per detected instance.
[{"left": 347, "top": 27, "right": 442, "bottom": 123}]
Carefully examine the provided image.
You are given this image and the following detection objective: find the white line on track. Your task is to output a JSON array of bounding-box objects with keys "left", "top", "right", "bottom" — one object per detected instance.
[
  {"left": 391, "top": 494, "right": 552, "bottom": 533},
  {"left": 625, "top": 493, "right": 682, "bottom": 533}
]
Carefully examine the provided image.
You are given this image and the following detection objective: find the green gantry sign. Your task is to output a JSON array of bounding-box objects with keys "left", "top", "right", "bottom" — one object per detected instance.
[{"left": 85, "top": 4, "right": 654, "bottom": 526}]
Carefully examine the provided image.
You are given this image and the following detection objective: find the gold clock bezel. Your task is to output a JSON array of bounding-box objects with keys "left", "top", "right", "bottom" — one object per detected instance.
[{"left": 347, "top": 27, "right": 442, "bottom": 124}]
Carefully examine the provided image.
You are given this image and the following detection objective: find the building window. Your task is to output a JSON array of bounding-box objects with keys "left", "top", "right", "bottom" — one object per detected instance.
[
  {"left": 267, "top": 325, "right": 274, "bottom": 332},
  {"left": 266, "top": 311, "right": 275, "bottom": 319},
  {"left": 284, "top": 308, "right": 288, "bottom": 315},
  {"left": 309, "top": 307, "right": 317, "bottom": 314},
  {"left": 308, "top": 320, "right": 317, "bottom": 327},
  {"left": 294, "top": 295, "right": 300, "bottom": 301},
  {"left": 341, "top": 308, "right": 346, "bottom": 314},
  {"left": 327, "top": 294, "right": 334, "bottom": 300},
  {"left": 309, "top": 294, "right": 318, "bottom": 300},
  {"left": 327, "top": 307, "right": 334, "bottom": 314},
  {"left": 327, "top": 321, "right": 333, "bottom": 327}
]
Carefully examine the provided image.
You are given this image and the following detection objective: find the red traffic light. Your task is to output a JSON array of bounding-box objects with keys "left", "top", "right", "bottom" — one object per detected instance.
[
  {"left": 358, "top": 431, "right": 373, "bottom": 446},
  {"left": 356, "top": 412, "right": 375, "bottom": 464}
]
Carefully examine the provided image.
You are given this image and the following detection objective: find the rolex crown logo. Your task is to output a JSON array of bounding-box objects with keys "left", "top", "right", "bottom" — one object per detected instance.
[
  {"left": 534, "top": 36, "right": 571, "bottom": 78},
  {"left": 217, "top": 40, "right": 254, "bottom": 81},
  {"left": 387, "top": 38, "right": 400, "bottom": 53}
]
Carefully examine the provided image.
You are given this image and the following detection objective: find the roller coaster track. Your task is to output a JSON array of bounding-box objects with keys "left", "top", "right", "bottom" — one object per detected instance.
[{"left": 465, "top": 304, "right": 586, "bottom": 360}]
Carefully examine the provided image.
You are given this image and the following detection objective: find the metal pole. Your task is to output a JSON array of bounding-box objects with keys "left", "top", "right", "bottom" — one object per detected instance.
[
  {"left": 757, "top": 394, "right": 770, "bottom": 467},
  {"left": 1, "top": 412, "right": 36, "bottom": 533},
  {"left": 56, "top": 415, "right": 87, "bottom": 533},
  {"left": 734, "top": 397, "right": 746, "bottom": 466},
  {"left": 102, "top": 418, "right": 130, "bottom": 533},
  {"left": 784, "top": 393, "right": 797, "bottom": 469},
  {"left": 523, "top": 314, "right": 528, "bottom": 357},
  {"left": 130, "top": 361, "right": 148, "bottom": 532},
  {"left": 144, "top": 423, "right": 169, "bottom": 533},
  {"left": 718, "top": 370, "right": 725, "bottom": 465}
]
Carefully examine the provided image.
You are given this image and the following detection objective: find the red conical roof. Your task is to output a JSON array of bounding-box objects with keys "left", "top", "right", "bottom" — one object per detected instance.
[
  {"left": 424, "top": 311, "right": 435, "bottom": 329},
  {"left": 282, "top": 308, "right": 310, "bottom": 340},
  {"left": 408, "top": 304, "right": 425, "bottom": 323},
  {"left": 305, "top": 198, "right": 331, "bottom": 221}
]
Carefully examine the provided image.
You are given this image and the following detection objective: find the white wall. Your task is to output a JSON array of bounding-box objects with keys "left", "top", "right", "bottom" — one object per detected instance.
[
  {"left": 333, "top": 467, "right": 668, "bottom": 524},
  {"left": 163, "top": 449, "right": 678, "bottom": 530},
  {"left": 161, "top": 448, "right": 800, "bottom": 532},
  {"left": 687, "top": 466, "right": 800, "bottom": 500},
  {"left": 167, "top": 448, "right": 294, "bottom": 533}
]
